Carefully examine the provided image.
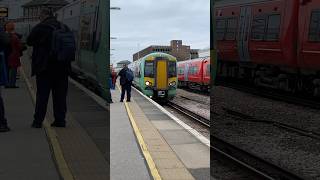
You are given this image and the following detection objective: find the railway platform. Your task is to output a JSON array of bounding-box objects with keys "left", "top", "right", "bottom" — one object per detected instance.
[
  {"left": 0, "top": 55, "right": 109, "bottom": 180},
  {"left": 110, "top": 84, "right": 210, "bottom": 179}
]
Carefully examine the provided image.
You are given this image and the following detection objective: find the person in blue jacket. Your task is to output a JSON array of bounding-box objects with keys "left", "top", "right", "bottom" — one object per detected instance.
[{"left": 0, "top": 25, "right": 11, "bottom": 132}]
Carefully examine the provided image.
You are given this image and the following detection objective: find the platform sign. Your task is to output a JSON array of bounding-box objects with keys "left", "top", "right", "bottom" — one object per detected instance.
[{"left": 0, "top": 7, "right": 8, "bottom": 18}]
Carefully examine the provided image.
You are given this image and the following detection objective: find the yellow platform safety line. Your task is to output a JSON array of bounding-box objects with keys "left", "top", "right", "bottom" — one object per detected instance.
[
  {"left": 21, "top": 67, "right": 74, "bottom": 180},
  {"left": 116, "top": 83, "right": 162, "bottom": 180}
]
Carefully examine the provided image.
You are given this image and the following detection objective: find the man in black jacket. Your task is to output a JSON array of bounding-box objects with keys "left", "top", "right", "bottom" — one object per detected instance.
[
  {"left": 27, "top": 8, "right": 72, "bottom": 128},
  {"left": 117, "top": 64, "right": 132, "bottom": 102}
]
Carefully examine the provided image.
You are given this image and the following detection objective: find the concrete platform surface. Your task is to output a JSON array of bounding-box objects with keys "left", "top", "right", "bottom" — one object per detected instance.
[
  {"left": 0, "top": 80, "right": 60, "bottom": 180},
  {"left": 110, "top": 88, "right": 151, "bottom": 180},
  {"left": 21, "top": 55, "right": 109, "bottom": 180}
]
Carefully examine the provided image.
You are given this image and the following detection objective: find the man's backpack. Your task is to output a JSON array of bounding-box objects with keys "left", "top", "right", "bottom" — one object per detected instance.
[
  {"left": 0, "top": 32, "right": 10, "bottom": 50},
  {"left": 125, "top": 69, "right": 134, "bottom": 82},
  {"left": 0, "top": 52, "right": 8, "bottom": 86},
  {"left": 49, "top": 23, "right": 76, "bottom": 62}
]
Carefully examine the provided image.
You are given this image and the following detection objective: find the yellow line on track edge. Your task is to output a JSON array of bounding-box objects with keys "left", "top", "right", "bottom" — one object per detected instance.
[
  {"left": 116, "top": 84, "right": 162, "bottom": 180},
  {"left": 21, "top": 67, "right": 74, "bottom": 180}
]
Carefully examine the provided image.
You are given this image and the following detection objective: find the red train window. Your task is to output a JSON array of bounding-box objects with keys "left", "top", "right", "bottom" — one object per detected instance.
[
  {"left": 251, "top": 14, "right": 281, "bottom": 41},
  {"left": 309, "top": 10, "right": 320, "bottom": 42},
  {"left": 178, "top": 67, "right": 184, "bottom": 75},
  {"left": 216, "top": 19, "right": 226, "bottom": 40},
  {"left": 266, "top": 14, "right": 281, "bottom": 41},
  {"left": 226, "top": 18, "right": 238, "bottom": 40},
  {"left": 251, "top": 15, "right": 266, "bottom": 40}
]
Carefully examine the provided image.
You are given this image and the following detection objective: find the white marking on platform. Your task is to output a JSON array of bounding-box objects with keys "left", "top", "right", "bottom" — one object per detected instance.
[{"left": 69, "top": 78, "right": 107, "bottom": 110}]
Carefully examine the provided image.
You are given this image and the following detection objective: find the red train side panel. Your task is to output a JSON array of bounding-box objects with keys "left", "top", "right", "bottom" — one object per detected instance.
[
  {"left": 177, "top": 57, "right": 210, "bottom": 90},
  {"left": 215, "top": 0, "right": 299, "bottom": 68},
  {"left": 249, "top": 0, "right": 298, "bottom": 67}
]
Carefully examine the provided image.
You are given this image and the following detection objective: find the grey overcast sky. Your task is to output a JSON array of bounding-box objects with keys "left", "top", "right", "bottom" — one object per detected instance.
[{"left": 110, "top": 0, "right": 210, "bottom": 65}]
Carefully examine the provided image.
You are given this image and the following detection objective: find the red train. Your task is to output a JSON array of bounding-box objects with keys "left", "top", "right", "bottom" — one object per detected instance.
[
  {"left": 177, "top": 57, "right": 210, "bottom": 91},
  {"left": 215, "top": 0, "right": 320, "bottom": 96}
]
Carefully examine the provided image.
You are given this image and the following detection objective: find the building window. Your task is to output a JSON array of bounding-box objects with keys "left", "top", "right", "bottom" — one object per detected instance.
[
  {"left": 251, "top": 15, "right": 266, "bottom": 40},
  {"left": 309, "top": 10, "right": 320, "bottom": 42},
  {"left": 225, "top": 18, "right": 237, "bottom": 40},
  {"left": 266, "top": 14, "right": 281, "bottom": 41},
  {"left": 216, "top": 19, "right": 226, "bottom": 40}
]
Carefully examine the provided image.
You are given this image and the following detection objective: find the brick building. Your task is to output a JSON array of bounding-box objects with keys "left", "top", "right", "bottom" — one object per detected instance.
[{"left": 133, "top": 40, "right": 199, "bottom": 61}]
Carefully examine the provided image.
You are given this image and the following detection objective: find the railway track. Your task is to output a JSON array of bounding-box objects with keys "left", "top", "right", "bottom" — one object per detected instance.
[
  {"left": 223, "top": 108, "right": 320, "bottom": 140},
  {"left": 166, "top": 101, "right": 210, "bottom": 127},
  {"left": 216, "top": 80, "right": 320, "bottom": 110},
  {"left": 178, "top": 87, "right": 210, "bottom": 96},
  {"left": 211, "top": 136, "right": 305, "bottom": 180}
]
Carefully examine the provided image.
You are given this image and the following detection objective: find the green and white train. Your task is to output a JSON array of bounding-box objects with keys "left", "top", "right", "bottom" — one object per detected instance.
[{"left": 129, "top": 52, "right": 178, "bottom": 101}]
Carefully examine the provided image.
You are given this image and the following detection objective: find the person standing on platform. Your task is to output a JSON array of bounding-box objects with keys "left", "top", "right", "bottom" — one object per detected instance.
[
  {"left": 0, "top": 24, "right": 11, "bottom": 132},
  {"left": 27, "top": 8, "right": 76, "bottom": 128},
  {"left": 5, "top": 22, "right": 22, "bottom": 88},
  {"left": 108, "top": 71, "right": 113, "bottom": 104},
  {"left": 117, "top": 64, "right": 134, "bottom": 102},
  {"left": 111, "top": 68, "right": 117, "bottom": 90}
]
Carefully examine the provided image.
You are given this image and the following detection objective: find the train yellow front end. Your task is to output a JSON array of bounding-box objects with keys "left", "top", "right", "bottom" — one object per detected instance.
[{"left": 129, "top": 53, "right": 177, "bottom": 101}]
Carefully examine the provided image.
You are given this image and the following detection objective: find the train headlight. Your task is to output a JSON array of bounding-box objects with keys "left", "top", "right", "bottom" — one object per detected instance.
[
  {"left": 169, "top": 81, "right": 176, "bottom": 87},
  {"left": 145, "top": 81, "right": 152, "bottom": 86}
]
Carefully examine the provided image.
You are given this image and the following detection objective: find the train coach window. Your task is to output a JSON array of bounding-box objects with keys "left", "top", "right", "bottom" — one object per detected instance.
[
  {"left": 178, "top": 67, "right": 184, "bottom": 75},
  {"left": 309, "top": 11, "right": 320, "bottom": 42},
  {"left": 216, "top": 19, "right": 226, "bottom": 40},
  {"left": 226, "top": 18, "right": 237, "bottom": 40},
  {"left": 168, "top": 61, "right": 177, "bottom": 78},
  {"left": 145, "top": 61, "right": 154, "bottom": 77},
  {"left": 251, "top": 16, "right": 266, "bottom": 40},
  {"left": 206, "top": 64, "right": 210, "bottom": 76},
  {"left": 189, "top": 66, "right": 198, "bottom": 75},
  {"left": 266, "top": 14, "right": 281, "bottom": 41}
]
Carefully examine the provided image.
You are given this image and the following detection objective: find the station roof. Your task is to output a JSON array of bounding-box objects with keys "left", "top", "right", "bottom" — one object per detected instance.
[{"left": 23, "top": 0, "right": 69, "bottom": 7}]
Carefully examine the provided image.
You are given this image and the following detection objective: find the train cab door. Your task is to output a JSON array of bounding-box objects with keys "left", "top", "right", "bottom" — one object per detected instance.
[
  {"left": 156, "top": 60, "right": 168, "bottom": 90},
  {"left": 238, "top": 6, "right": 252, "bottom": 62}
]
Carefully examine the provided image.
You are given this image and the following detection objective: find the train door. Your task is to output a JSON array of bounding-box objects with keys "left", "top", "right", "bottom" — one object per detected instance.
[
  {"left": 299, "top": 6, "right": 320, "bottom": 69},
  {"left": 238, "top": 6, "right": 252, "bottom": 62},
  {"left": 203, "top": 59, "right": 210, "bottom": 85},
  {"left": 184, "top": 62, "right": 190, "bottom": 81},
  {"left": 156, "top": 60, "right": 168, "bottom": 90}
]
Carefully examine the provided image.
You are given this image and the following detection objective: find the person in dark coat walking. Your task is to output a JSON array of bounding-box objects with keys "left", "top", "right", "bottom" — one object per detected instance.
[
  {"left": 27, "top": 8, "right": 73, "bottom": 128},
  {"left": 0, "top": 24, "right": 11, "bottom": 132},
  {"left": 117, "top": 64, "right": 132, "bottom": 102}
]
